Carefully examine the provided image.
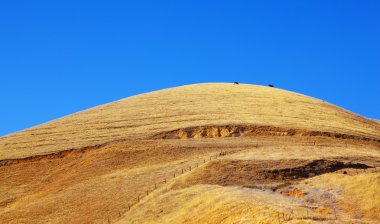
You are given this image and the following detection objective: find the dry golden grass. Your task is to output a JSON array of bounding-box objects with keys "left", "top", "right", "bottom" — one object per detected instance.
[
  {"left": 118, "top": 169, "right": 380, "bottom": 224},
  {"left": 301, "top": 172, "right": 380, "bottom": 220},
  {"left": 1, "top": 83, "right": 379, "bottom": 160},
  {"left": 0, "top": 83, "right": 379, "bottom": 223},
  {"left": 118, "top": 184, "right": 306, "bottom": 224},
  {"left": 0, "top": 140, "right": 225, "bottom": 223}
]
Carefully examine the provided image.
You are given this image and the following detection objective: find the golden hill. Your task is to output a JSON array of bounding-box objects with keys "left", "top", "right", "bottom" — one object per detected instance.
[
  {"left": 0, "top": 83, "right": 379, "bottom": 160},
  {"left": 0, "top": 83, "right": 379, "bottom": 224}
]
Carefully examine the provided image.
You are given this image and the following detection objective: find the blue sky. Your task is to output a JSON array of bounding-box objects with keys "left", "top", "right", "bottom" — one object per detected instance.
[{"left": 1, "top": 1, "right": 379, "bottom": 136}]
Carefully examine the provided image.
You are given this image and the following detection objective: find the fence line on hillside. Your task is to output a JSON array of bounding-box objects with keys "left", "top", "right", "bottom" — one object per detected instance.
[
  {"left": 123, "top": 140, "right": 378, "bottom": 210},
  {"left": 115, "top": 139, "right": 379, "bottom": 222},
  {"left": 124, "top": 148, "right": 235, "bottom": 213}
]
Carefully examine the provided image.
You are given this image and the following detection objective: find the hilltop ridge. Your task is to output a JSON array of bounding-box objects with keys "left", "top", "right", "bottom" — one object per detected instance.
[
  {"left": 0, "top": 83, "right": 379, "bottom": 224},
  {"left": 1, "top": 83, "right": 379, "bottom": 160}
]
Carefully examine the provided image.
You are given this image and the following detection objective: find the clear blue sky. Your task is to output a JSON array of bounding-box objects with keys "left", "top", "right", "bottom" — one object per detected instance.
[{"left": 1, "top": 1, "right": 379, "bottom": 136}]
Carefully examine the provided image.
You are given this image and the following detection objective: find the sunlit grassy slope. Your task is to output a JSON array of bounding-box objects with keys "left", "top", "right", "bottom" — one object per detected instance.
[
  {"left": 119, "top": 184, "right": 302, "bottom": 224},
  {"left": 119, "top": 171, "right": 380, "bottom": 224},
  {"left": 303, "top": 172, "right": 380, "bottom": 220},
  {"left": 1, "top": 83, "right": 379, "bottom": 159},
  {"left": 0, "top": 83, "right": 379, "bottom": 224}
]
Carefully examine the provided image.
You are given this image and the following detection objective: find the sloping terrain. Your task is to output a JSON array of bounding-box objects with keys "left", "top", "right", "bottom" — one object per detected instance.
[
  {"left": 0, "top": 83, "right": 379, "bottom": 223},
  {"left": 1, "top": 83, "right": 379, "bottom": 160}
]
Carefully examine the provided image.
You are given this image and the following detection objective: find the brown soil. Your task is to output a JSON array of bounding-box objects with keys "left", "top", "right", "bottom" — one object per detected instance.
[
  {"left": 153, "top": 125, "right": 380, "bottom": 142},
  {"left": 174, "top": 158, "right": 373, "bottom": 190}
]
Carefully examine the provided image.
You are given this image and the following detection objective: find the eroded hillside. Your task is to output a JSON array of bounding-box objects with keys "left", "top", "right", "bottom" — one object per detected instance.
[
  {"left": 1, "top": 83, "right": 379, "bottom": 160},
  {"left": 0, "top": 83, "right": 379, "bottom": 224}
]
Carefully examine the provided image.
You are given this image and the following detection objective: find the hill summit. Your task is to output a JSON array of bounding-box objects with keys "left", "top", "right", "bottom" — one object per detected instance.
[
  {"left": 0, "top": 83, "right": 379, "bottom": 224},
  {"left": 1, "top": 83, "right": 379, "bottom": 160}
]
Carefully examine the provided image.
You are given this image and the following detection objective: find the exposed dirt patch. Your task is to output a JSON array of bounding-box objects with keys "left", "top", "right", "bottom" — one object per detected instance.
[
  {"left": 264, "top": 159, "right": 371, "bottom": 180},
  {"left": 153, "top": 125, "right": 380, "bottom": 142},
  {"left": 175, "top": 159, "right": 372, "bottom": 190},
  {"left": 282, "top": 187, "right": 305, "bottom": 199},
  {"left": 2, "top": 125, "right": 379, "bottom": 167}
]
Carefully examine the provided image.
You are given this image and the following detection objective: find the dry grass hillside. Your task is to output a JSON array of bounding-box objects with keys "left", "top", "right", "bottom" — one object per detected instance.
[
  {"left": 0, "top": 83, "right": 379, "bottom": 224},
  {"left": 0, "top": 83, "right": 379, "bottom": 160}
]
